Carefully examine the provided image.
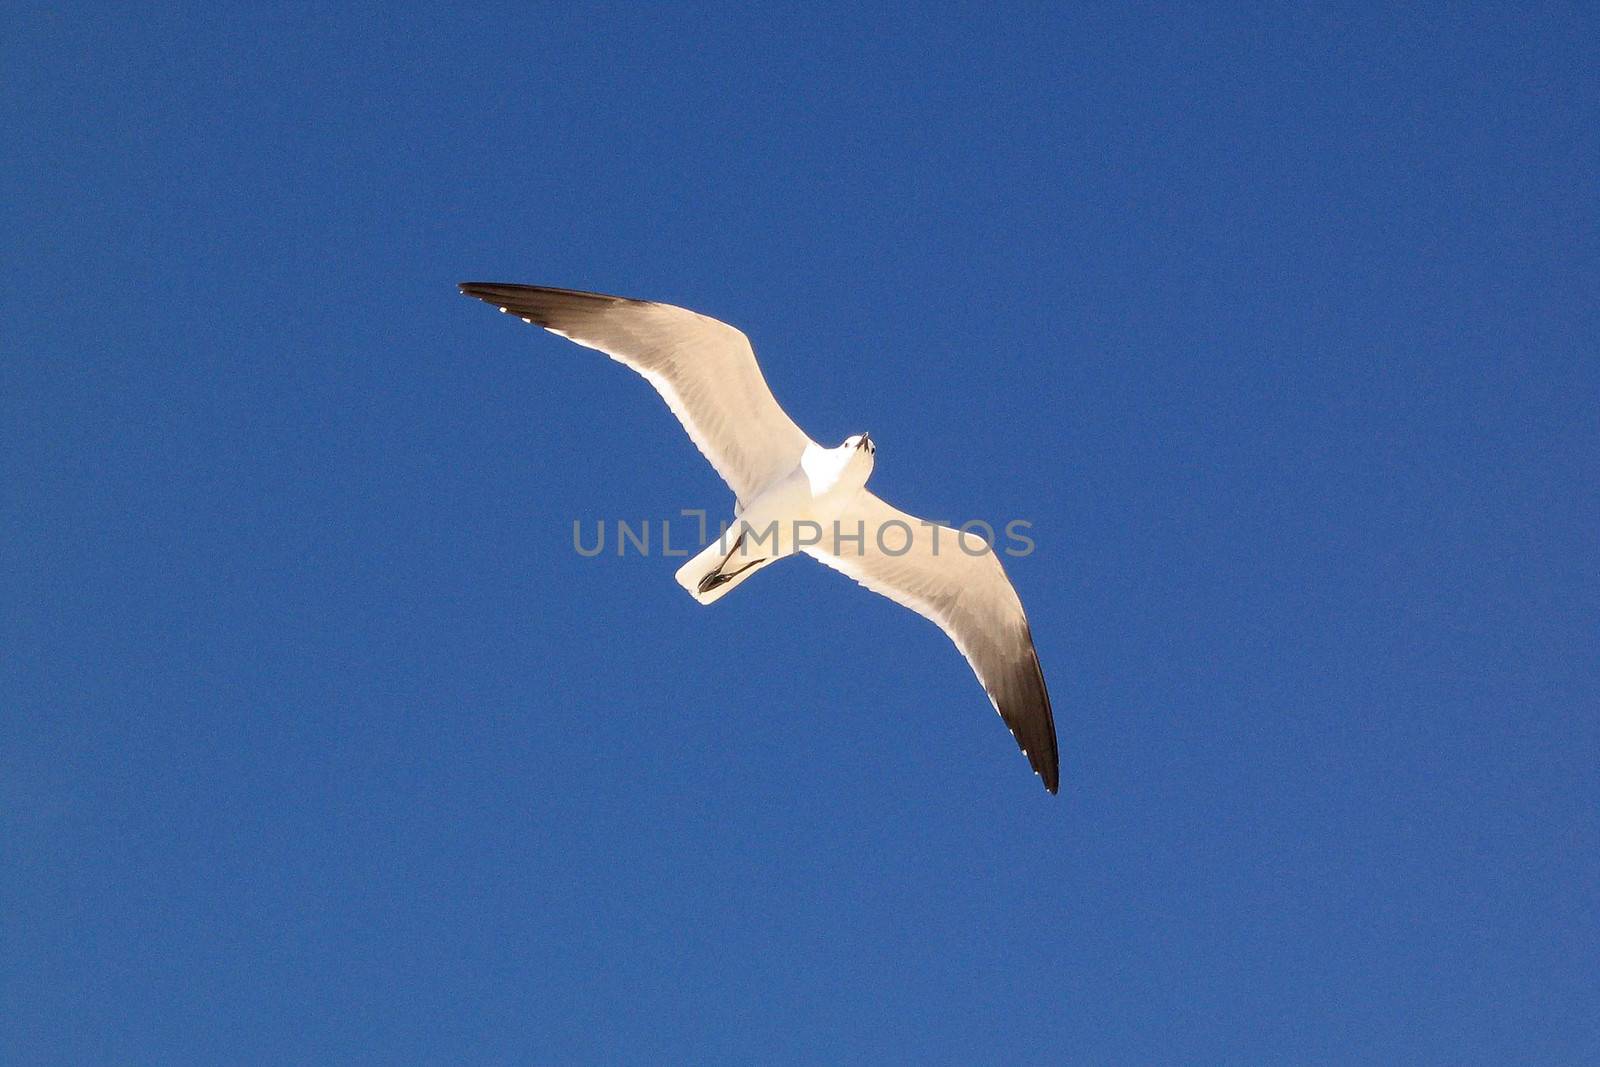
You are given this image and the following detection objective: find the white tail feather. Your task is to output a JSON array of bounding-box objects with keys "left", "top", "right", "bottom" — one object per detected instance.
[{"left": 674, "top": 534, "right": 779, "bottom": 605}]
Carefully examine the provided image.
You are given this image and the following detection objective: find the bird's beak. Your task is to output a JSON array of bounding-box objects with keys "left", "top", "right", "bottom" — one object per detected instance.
[{"left": 858, "top": 434, "right": 872, "bottom": 452}]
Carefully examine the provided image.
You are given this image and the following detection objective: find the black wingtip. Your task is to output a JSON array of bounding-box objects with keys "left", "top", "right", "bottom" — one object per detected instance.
[
  {"left": 458, "top": 282, "right": 504, "bottom": 309},
  {"left": 456, "top": 282, "right": 646, "bottom": 329},
  {"left": 456, "top": 282, "right": 564, "bottom": 328},
  {"left": 458, "top": 281, "right": 506, "bottom": 302}
]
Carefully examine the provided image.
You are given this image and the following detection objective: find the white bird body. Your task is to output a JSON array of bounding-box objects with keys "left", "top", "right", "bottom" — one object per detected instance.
[
  {"left": 459, "top": 282, "right": 1061, "bottom": 793},
  {"left": 673, "top": 438, "right": 876, "bottom": 605}
]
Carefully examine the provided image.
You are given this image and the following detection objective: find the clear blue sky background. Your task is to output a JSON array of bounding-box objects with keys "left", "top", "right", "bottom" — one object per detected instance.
[{"left": 4, "top": 4, "right": 1596, "bottom": 1063}]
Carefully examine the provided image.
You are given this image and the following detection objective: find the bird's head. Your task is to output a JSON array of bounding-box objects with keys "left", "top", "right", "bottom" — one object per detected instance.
[{"left": 840, "top": 432, "right": 876, "bottom": 481}]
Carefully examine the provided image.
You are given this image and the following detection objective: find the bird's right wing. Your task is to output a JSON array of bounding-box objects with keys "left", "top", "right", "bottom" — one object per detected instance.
[
  {"left": 806, "top": 491, "right": 1060, "bottom": 793},
  {"left": 460, "top": 283, "right": 814, "bottom": 506}
]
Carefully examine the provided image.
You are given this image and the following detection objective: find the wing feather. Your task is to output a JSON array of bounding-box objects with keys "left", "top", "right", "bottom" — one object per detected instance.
[
  {"left": 460, "top": 283, "right": 813, "bottom": 505},
  {"left": 807, "top": 492, "right": 1060, "bottom": 793}
]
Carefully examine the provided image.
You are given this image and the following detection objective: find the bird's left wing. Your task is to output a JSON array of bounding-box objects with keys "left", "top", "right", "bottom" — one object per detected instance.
[
  {"left": 460, "top": 283, "right": 814, "bottom": 506},
  {"left": 806, "top": 491, "right": 1060, "bottom": 793}
]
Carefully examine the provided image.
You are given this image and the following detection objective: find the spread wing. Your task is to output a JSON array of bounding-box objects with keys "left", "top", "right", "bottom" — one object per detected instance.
[
  {"left": 807, "top": 491, "right": 1060, "bottom": 793},
  {"left": 460, "top": 283, "right": 814, "bottom": 505}
]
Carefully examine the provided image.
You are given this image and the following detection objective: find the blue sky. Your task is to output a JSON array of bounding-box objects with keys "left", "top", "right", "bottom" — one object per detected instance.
[{"left": 4, "top": 4, "right": 1596, "bottom": 1062}]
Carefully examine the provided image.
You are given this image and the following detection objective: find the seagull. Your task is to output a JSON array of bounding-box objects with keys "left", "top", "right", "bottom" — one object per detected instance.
[{"left": 459, "top": 282, "right": 1060, "bottom": 793}]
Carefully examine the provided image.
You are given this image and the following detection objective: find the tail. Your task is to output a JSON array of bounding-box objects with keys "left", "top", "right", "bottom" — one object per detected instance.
[{"left": 674, "top": 528, "right": 781, "bottom": 605}]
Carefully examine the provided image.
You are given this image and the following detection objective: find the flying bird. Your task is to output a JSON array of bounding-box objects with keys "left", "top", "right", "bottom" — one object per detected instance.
[{"left": 459, "top": 282, "right": 1060, "bottom": 793}]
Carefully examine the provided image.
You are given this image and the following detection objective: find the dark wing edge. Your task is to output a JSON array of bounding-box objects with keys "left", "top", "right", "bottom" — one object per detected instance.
[
  {"left": 994, "top": 624, "right": 1060, "bottom": 794},
  {"left": 458, "top": 282, "right": 645, "bottom": 325}
]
